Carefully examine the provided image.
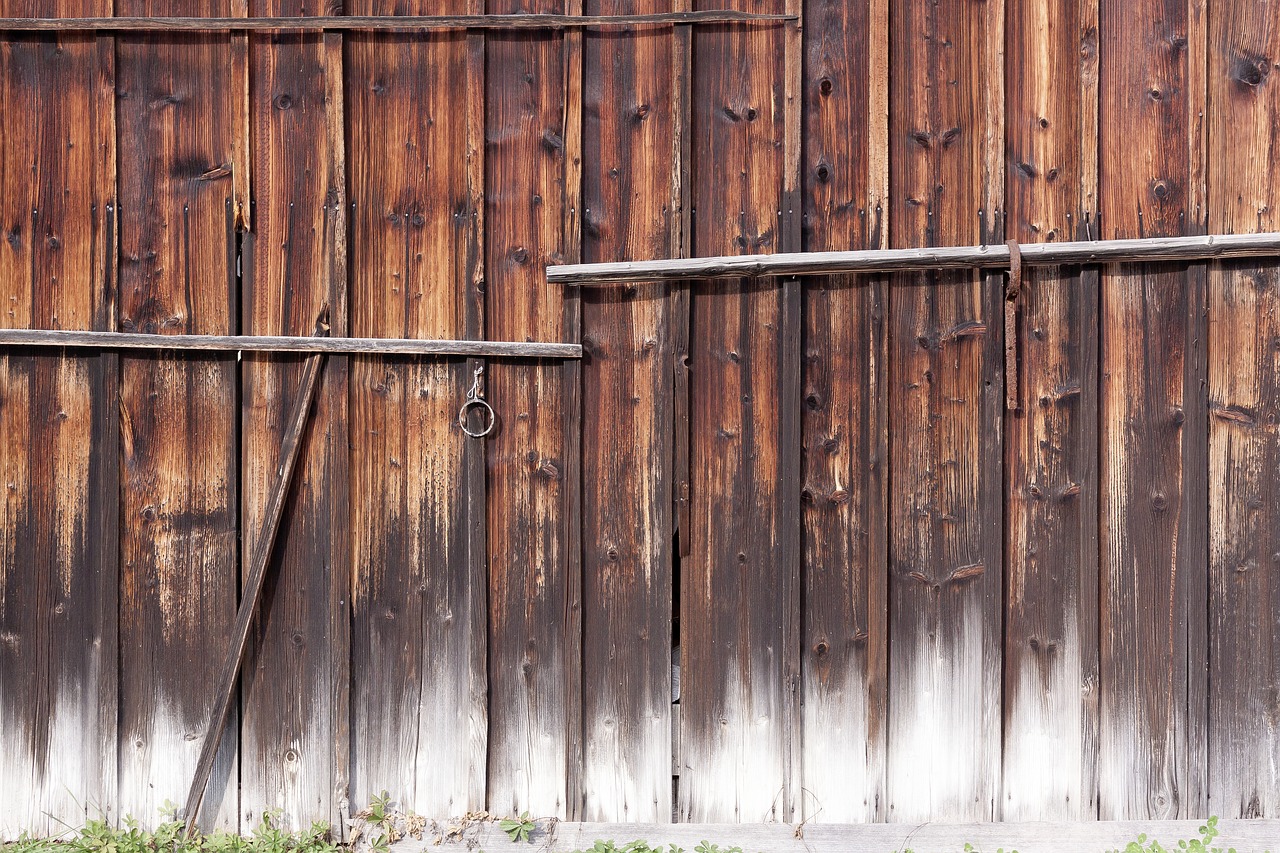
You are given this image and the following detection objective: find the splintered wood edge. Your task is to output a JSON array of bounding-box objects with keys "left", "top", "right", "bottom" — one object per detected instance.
[{"left": 383, "top": 819, "right": 1280, "bottom": 853}]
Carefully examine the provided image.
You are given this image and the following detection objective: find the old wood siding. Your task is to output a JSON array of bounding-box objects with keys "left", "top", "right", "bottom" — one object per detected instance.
[
  {"left": 579, "top": 0, "right": 675, "bottom": 823},
  {"left": 346, "top": 0, "right": 486, "bottom": 819},
  {"left": 115, "top": 0, "right": 240, "bottom": 830},
  {"left": 1207, "top": 0, "right": 1280, "bottom": 820},
  {"left": 484, "top": 0, "right": 570, "bottom": 819},
  {"left": 239, "top": 0, "right": 349, "bottom": 832},
  {"left": 1097, "top": 0, "right": 1209, "bottom": 821},
  {"left": 798, "top": 0, "right": 887, "bottom": 825},
  {"left": 1000, "top": 0, "right": 1101, "bottom": 822},
  {"left": 0, "top": 0, "right": 117, "bottom": 837},
  {"left": 886, "top": 0, "right": 1005, "bottom": 823}
]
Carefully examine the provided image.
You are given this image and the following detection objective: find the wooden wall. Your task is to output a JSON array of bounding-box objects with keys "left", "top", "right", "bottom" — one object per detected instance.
[{"left": 3, "top": 0, "right": 1280, "bottom": 836}]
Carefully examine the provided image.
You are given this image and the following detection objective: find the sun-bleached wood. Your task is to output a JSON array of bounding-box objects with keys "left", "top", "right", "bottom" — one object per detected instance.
[{"left": 547, "top": 231, "right": 1280, "bottom": 284}]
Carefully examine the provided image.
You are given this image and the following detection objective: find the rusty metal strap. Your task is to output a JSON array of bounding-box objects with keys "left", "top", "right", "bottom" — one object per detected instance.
[{"left": 1004, "top": 239, "right": 1022, "bottom": 412}]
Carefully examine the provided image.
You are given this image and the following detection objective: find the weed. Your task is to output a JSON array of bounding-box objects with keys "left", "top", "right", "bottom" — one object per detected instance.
[{"left": 498, "top": 813, "right": 535, "bottom": 844}]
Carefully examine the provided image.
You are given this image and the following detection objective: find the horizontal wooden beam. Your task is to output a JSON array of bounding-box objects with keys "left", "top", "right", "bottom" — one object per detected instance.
[
  {"left": 546, "top": 230, "right": 1280, "bottom": 284},
  {"left": 0, "top": 12, "right": 794, "bottom": 32},
  {"left": 0, "top": 328, "right": 581, "bottom": 359},
  {"left": 375, "top": 818, "right": 1280, "bottom": 853}
]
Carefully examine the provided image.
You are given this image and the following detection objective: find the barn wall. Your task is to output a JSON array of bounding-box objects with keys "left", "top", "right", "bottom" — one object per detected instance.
[{"left": 2, "top": 0, "right": 1280, "bottom": 835}]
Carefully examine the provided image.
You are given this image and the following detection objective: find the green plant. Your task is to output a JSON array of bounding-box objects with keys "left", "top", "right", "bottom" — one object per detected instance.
[{"left": 498, "top": 813, "right": 535, "bottom": 844}]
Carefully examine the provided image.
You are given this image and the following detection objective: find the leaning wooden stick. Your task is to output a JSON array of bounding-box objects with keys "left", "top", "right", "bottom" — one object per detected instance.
[{"left": 183, "top": 309, "right": 330, "bottom": 835}]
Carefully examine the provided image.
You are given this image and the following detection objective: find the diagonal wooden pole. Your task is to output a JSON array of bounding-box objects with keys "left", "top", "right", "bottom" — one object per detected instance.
[{"left": 183, "top": 308, "right": 330, "bottom": 835}]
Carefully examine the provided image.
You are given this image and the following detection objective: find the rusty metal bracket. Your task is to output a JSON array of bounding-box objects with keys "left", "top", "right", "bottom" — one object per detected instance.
[
  {"left": 1004, "top": 239, "right": 1022, "bottom": 412},
  {"left": 183, "top": 308, "right": 330, "bottom": 835}
]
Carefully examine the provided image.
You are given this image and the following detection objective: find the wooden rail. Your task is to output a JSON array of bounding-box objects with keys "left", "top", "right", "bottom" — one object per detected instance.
[
  {"left": 0, "top": 12, "right": 795, "bottom": 32},
  {"left": 0, "top": 328, "right": 581, "bottom": 358},
  {"left": 546, "top": 231, "right": 1280, "bottom": 284}
]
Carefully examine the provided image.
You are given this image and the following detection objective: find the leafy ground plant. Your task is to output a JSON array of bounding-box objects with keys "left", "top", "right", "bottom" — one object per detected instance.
[{"left": 1, "top": 809, "right": 339, "bottom": 853}]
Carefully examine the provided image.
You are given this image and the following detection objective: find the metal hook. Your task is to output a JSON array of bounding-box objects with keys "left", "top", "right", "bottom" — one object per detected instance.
[{"left": 459, "top": 364, "right": 495, "bottom": 438}]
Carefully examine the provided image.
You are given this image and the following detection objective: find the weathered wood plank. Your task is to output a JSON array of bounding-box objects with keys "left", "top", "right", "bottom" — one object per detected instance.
[
  {"left": 885, "top": 0, "right": 1004, "bottom": 824},
  {"left": 798, "top": 0, "right": 887, "bottom": 825},
  {"left": 347, "top": 0, "right": 485, "bottom": 818},
  {"left": 0, "top": 12, "right": 795, "bottom": 31},
  {"left": 484, "top": 0, "right": 570, "bottom": 819},
  {"left": 386, "top": 818, "right": 1280, "bottom": 853},
  {"left": 238, "top": 0, "right": 349, "bottom": 831},
  {"left": 0, "top": 0, "right": 117, "bottom": 836},
  {"left": 1097, "top": 0, "right": 1208, "bottom": 821},
  {"left": 115, "top": 0, "right": 239, "bottom": 831},
  {"left": 1206, "top": 0, "right": 1280, "bottom": 820},
  {"left": 1000, "top": 0, "right": 1100, "bottom": 822},
  {"left": 680, "top": 0, "right": 791, "bottom": 823},
  {"left": 0, "top": 328, "right": 581, "bottom": 357},
  {"left": 547, "top": 231, "right": 1280, "bottom": 284},
  {"left": 578, "top": 0, "right": 674, "bottom": 823}
]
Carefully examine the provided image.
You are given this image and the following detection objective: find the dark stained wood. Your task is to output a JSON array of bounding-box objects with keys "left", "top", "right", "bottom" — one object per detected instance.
[
  {"left": 0, "top": 328, "right": 582, "bottom": 357},
  {"left": 1097, "top": 0, "right": 1209, "bottom": 821},
  {"left": 797, "top": 0, "right": 887, "bottom": 824},
  {"left": 115, "top": 0, "right": 240, "bottom": 831},
  {"left": 0, "top": 0, "right": 117, "bottom": 836},
  {"left": 346, "top": 0, "right": 485, "bottom": 818},
  {"left": 1206, "top": 0, "right": 1280, "bottom": 820},
  {"left": 886, "top": 0, "right": 1004, "bottom": 822},
  {"left": 0, "top": 11, "right": 796, "bottom": 31},
  {"left": 185, "top": 320, "right": 327, "bottom": 835},
  {"left": 578, "top": 0, "right": 674, "bottom": 822},
  {"left": 670, "top": 2, "right": 691, "bottom": 562},
  {"left": 485, "top": 0, "right": 570, "bottom": 818},
  {"left": 680, "top": 0, "right": 791, "bottom": 823},
  {"left": 237, "top": 0, "right": 349, "bottom": 832},
  {"left": 1000, "top": 0, "right": 1101, "bottom": 822}
]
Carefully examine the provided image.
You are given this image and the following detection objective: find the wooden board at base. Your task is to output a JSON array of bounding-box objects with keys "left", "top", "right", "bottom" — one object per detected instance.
[
  {"left": 885, "top": 0, "right": 1004, "bottom": 823},
  {"left": 1096, "top": 0, "right": 1208, "bottom": 821},
  {"left": 346, "top": 0, "right": 486, "bottom": 820},
  {"left": 1000, "top": 0, "right": 1100, "bottom": 822},
  {"left": 238, "top": 0, "right": 349, "bottom": 832},
  {"left": 0, "top": 1, "right": 117, "bottom": 835},
  {"left": 1206, "top": 0, "right": 1280, "bottom": 820},
  {"left": 115, "top": 0, "right": 240, "bottom": 832},
  {"left": 579, "top": 0, "right": 675, "bottom": 824}
]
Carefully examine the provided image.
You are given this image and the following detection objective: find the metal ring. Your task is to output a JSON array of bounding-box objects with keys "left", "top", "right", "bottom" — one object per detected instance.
[{"left": 459, "top": 397, "right": 496, "bottom": 438}]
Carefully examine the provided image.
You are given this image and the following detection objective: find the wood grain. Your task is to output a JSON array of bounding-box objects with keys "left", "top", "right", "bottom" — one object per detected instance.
[
  {"left": 115, "top": 0, "right": 240, "bottom": 831},
  {"left": 346, "top": 0, "right": 485, "bottom": 819},
  {"left": 578, "top": 0, "right": 674, "bottom": 823},
  {"left": 680, "top": 0, "right": 791, "bottom": 823},
  {"left": 1000, "top": 0, "right": 1100, "bottom": 822},
  {"left": 1097, "top": 0, "right": 1209, "bottom": 821},
  {"left": 484, "top": 0, "right": 570, "bottom": 819},
  {"left": 0, "top": 0, "right": 117, "bottom": 836},
  {"left": 886, "top": 0, "right": 1004, "bottom": 823},
  {"left": 798, "top": 0, "right": 887, "bottom": 824},
  {"left": 1206, "top": 0, "right": 1280, "bottom": 820},
  {"left": 238, "top": 0, "right": 349, "bottom": 832}
]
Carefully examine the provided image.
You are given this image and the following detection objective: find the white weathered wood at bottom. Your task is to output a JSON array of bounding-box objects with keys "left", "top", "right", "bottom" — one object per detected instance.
[{"left": 380, "top": 819, "right": 1280, "bottom": 853}]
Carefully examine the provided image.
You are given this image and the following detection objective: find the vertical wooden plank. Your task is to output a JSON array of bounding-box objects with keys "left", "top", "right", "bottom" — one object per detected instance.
[
  {"left": 485, "top": 0, "right": 569, "bottom": 819},
  {"left": 0, "top": 0, "right": 117, "bottom": 836},
  {"left": 239, "top": 0, "right": 349, "bottom": 832},
  {"left": 346, "top": 0, "right": 485, "bottom": 818},
  {"left": 1000, "top": 0, "right": 1101, "bottom": 822},
  {"left": 115, "top": 0, "right": 239, "bottom": 830},
  {"left": 1097, "top": 0, "right": 1209, "bottom": 821},
  {"left": 579, "top": 0, "right": 675, "bottom": 823},
  {"left": 680, "top": 0, "right": 792, "bottom": 823},
  {"left": 886, "top": 0, "right": 1004, "bottom": 823},
  {"left": 798, "top": 0, "right": 888, "bottom": 824},
  {"left": 1207, "top": 0, "right": 1280, "bottom": 820}
]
